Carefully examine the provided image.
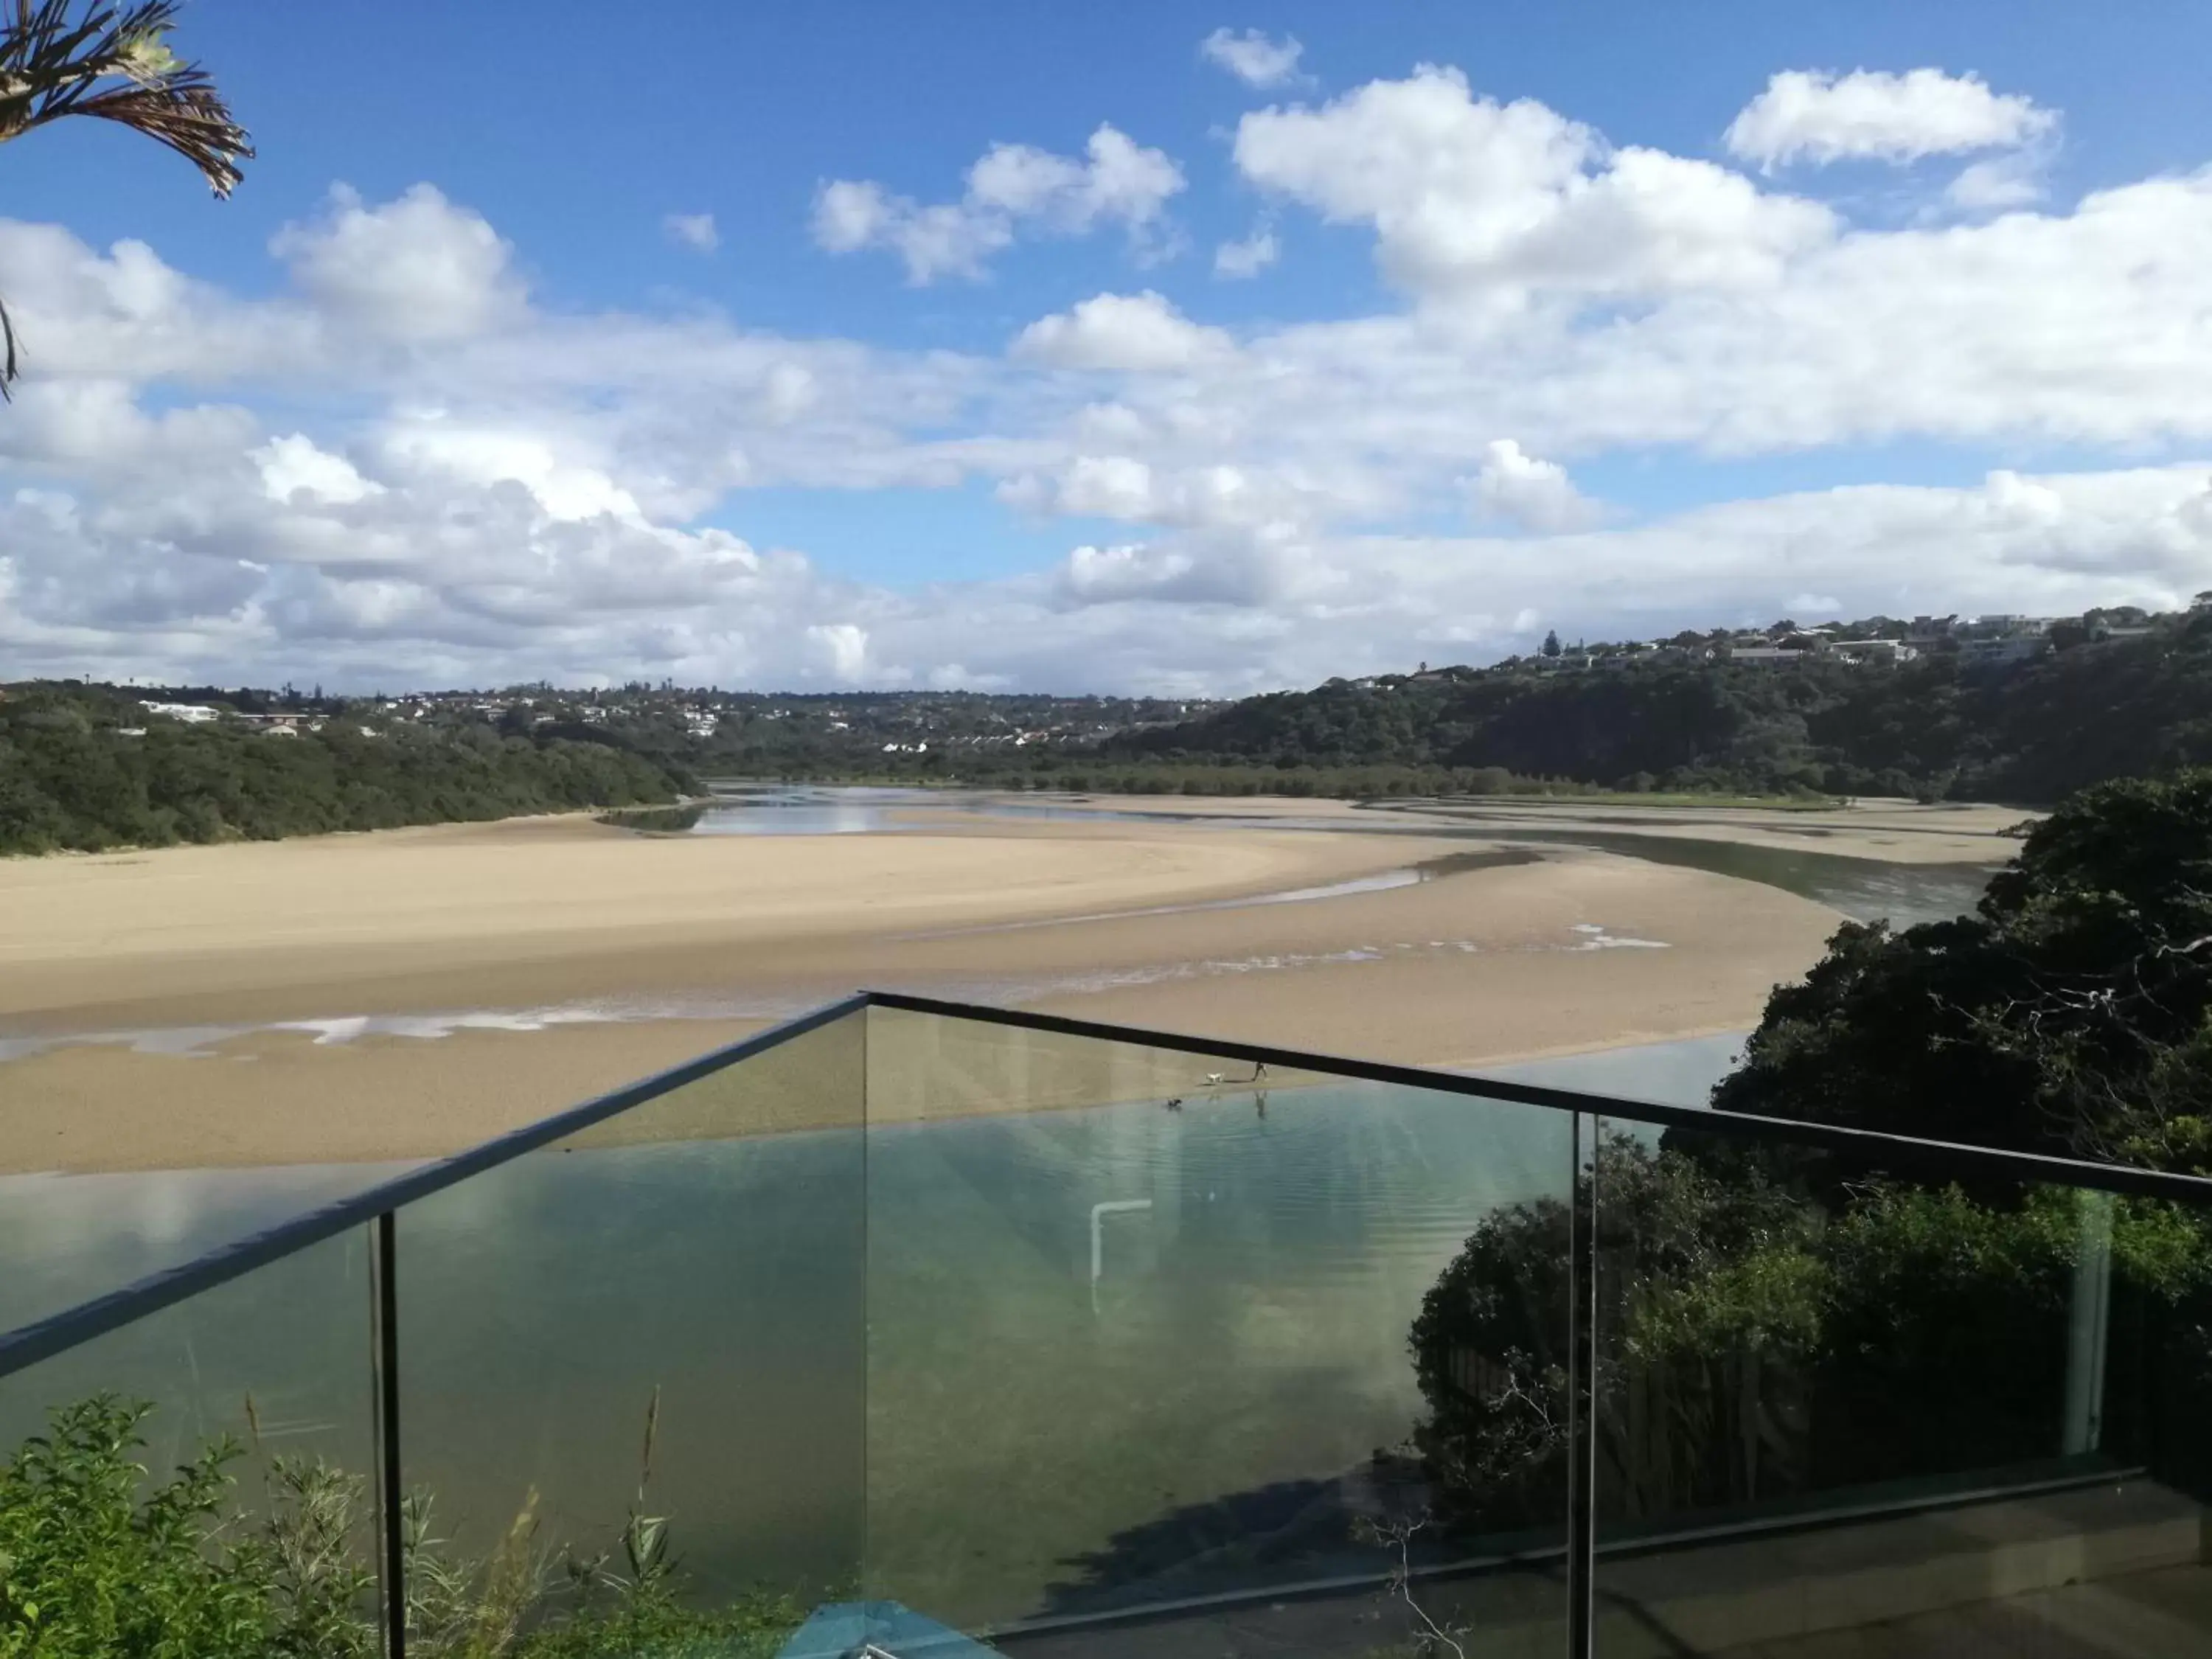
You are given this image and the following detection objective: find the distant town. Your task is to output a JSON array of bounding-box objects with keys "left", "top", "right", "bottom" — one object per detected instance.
[
  {"left": 1442, "top": 602, "right": 2195, "bottom": 681},
  {"left": 34, "top": 597, "right": 2211, "bottom": 753},
  {"left": 108, "top": 686, "right": 1223, "bottom": 754}
]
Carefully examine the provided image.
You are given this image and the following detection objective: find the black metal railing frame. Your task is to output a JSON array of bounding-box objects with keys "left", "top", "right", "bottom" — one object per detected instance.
[{"left": 7, "top": 988, "right": 2212, "bottom": 1659}]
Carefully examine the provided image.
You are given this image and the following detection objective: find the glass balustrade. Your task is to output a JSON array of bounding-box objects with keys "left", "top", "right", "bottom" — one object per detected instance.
[
  {"left": 863, "top": 1004, "right": 1574, "bottom": 1653},
  {"left": 0, "top": 1228, "right": 380, "bottom": 1654},
  {"left": 1582, "top": 1119, "right": 2212, "bottom": 1656},
  {"left": 394, "top": 1009, "right": 867, "bottom": 1649},
  {"left": 3, "top": 994, "right": 2210, "bottom": 1658}
]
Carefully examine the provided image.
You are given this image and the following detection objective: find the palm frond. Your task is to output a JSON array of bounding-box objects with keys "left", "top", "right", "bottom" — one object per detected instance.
[
  {"left": 0, "top": 0, "right": 251, "bottom": 396},
  {"left": 0, "top": 1, "right": 251, "bottom": 192}
]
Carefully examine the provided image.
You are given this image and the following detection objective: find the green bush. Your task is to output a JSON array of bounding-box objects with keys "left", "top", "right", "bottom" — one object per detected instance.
[
  {"left": 0, "top": 1397, "right": 805, "bottom": 1658},
  {"left": 1411, "top": 1137, "right": 2212, "bottom": 1533}
]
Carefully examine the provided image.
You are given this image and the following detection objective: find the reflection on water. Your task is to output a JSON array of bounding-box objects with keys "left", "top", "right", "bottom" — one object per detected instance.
[
  {"left": 609, "top": 784, "right": 1190, "bottom": 838},
  {"left": 0, "top": 994, "right": 820, "bottom": 1066},
  {"left": 686, "top": 784, "right": 941, "bottom": 835},
  {"left": 397, "top": 1127, "right": 869, "bottom": 1601},
  {"left": 605, "top": 785, "right": 1222, "bottom": 838},
  {"left": 597, "top": 801, "right": 712, "bottom": 832}
]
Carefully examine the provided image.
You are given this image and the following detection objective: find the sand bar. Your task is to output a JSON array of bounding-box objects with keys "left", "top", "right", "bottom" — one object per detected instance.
[
  {"left": 0, "top": 797, "right": 1992, "bottom": 1173},
  {"left": 974, "top": 793, "right": 2034, "bottom": 864}
]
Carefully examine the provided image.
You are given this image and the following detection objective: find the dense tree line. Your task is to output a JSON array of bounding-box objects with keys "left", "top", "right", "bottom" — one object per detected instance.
[
  {"left": 473, "top": 608, "right": 2212, "bottom": 808},
  {"left": 1714, "top": 768, "right": 2212, "bottom": 1165},
  {"left": 1104, "top": 610, "right": 2212, "bottom": 804},
  {"left": 689, "top": 754, "right": 1629, "bottom": 802},
  {"left": 1413, "top": 769, "right": 2212, "bottom": 1541},
  {"left": 0, "top": 684, "right": 681, "bottom": 855}
]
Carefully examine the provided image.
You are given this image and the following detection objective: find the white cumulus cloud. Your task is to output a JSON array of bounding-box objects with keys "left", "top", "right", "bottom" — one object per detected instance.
[
  {"left": 664, "top": 212, "right": 718, "bottom": 252},
  {"left": 1199, "top": 28, "right": 1304, "bottom": 89},
  {"left": 13, "top": 70, "right": 2212, "bottom": 700},
  {"left": 1469, "top": 439, "right": 1601, "bottom": 532},
  {"left": 813, "top": 125, "right": 1185, "bottom": 283},
  {"left": 1234, "top": 67, "right": 1833, "bottom": 303},
  {"left": 254, "top": 434, "right": 381, "bottom": 506},
  {"left": 1214, "top": 226, "right": 1279, "bottom": 278},
  {"left": 1946, "top": 150, "right": 2049, "bottom": 212},
  {"left": 271, "top": 184, "right": 523, "bottom": 341},
  {"left": 1012, "top": 291, "right": 1233, "bottom": 372},
  {"left": 807, "top": 622, "right": 871, "bottom": 681},
  {"left": 1725, "top": 69, "right": 2057, "bottom": 170}
]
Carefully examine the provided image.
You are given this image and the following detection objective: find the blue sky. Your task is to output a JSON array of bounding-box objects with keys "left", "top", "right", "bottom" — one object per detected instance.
[{"left": 5, "top": 1, "right": 2212, "bottom": 689}]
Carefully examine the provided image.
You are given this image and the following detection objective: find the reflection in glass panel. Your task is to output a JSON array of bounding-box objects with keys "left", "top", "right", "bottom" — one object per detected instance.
[
  {"left": 863, "top": 1006, "right": 1572, "bottom": 1653},
  {"left": 1589, "top": 1119, "right": 2212, "bottom": 1653},
  {"left": 397, "top": 1013, "right": 865, "bottom": 1649},
  {"left": 0, "top": 1160, "right": 413, "bottom": 1334},
  {"left": 0, "top": 1229, "right": 377, "bottom": 1652}
]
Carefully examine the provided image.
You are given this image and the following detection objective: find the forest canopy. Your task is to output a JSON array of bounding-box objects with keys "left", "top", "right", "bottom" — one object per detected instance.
[
  {"left": 1104, "top": 609, "right": 2212, "bottom": 804},
  {"left": 0, "top": 684, "right": 680, "bottom": 855}
]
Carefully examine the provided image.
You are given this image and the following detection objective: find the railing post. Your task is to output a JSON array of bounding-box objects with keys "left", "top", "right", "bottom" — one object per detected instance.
[
  {"left": 369, "top": 1209, "right": 407, "bottom": 1659},
  {"left": 2062, "top": 1189, "right": 2115, "bottom": 1455},
  {"left": 1567, "top": 1113, "right": 1598, "bottom": 1658}
]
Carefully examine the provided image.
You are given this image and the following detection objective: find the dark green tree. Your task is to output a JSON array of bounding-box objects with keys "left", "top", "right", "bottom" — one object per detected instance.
[{"left": 1715, "top": 768, "right": 2212, "bottom": 1166}]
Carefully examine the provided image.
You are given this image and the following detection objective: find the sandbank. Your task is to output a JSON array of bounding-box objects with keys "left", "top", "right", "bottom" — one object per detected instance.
[
  {"left": 967, "top": 792, "right": 2031, "bottom": 864},
  {"left": 0, "top": 800, "right": 1943, "bottom": 1173}
]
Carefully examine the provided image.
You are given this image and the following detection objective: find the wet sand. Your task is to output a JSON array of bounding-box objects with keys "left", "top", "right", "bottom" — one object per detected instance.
[
  {"left": 0, "top": 799, "right": 2001, "bottom": 1173},
  {"left": 990, "top": 793, "right": 2034, "bottom": 864}
]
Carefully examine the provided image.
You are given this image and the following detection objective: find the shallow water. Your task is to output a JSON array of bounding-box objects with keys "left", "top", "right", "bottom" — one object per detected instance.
[
  {"left": 649, "top": 785, "right": 1997, "bottom": 928},
  {"left": 613, "top": 784, "right": 1197, "bottom": 838},
  {"left": 1420, "top": 823, "right": 1997, "bottom": 928}
]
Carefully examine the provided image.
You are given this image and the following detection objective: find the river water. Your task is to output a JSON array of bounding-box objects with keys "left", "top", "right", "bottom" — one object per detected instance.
[{"left": 613, "top": 785, "right": 1999, "bottom": 929}]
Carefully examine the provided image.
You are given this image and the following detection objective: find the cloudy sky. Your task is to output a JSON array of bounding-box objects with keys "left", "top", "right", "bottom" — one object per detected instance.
[{"left": 7, "top": 0, "right": 2212, "bottom": 695}]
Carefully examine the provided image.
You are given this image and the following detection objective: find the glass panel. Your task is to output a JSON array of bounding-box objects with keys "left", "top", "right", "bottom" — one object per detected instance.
[
  {"left": 397, "top": 1013, "right": 865, "bottom": 1652},
  {"left": 863, "top": 1005, "right": 1573, "bottom": 1654},
  {"left": 1590, "top": 1118, "right": 2212, "bottom": 1654},
  {"left": 0, "top": 1161, "right": 415, "bottom": 1333},
  {"left": 0, "top": 1228, "right": 379, "bottom": 1651}
]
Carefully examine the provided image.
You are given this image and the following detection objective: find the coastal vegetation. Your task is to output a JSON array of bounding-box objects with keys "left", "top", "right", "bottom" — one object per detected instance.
[
  {"left": 1713, "top": 767, "right": 2212, "bottom": 1165},
  {"left": 475, "top": 601, "right": 2212, "bottom": 805},
  {"left": 0, "top": 684, "right": 681, "bottom": 855},
  {"left": 0, "top": 1395, "right": 807, "bottom": 1658},
  {"left": 1411, "top": 766, "right": 2212, "bottom": 1534},
  {"left": 10, "top": 602, "right": 2209, "bottom": 854},
  {"left": 1101, "top": 605, "right": 2212, "bottom": 804},
  {"left": 1412, "top": 1133, "right": 2212, "bottom": 1533}
]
